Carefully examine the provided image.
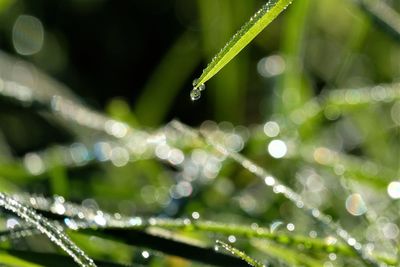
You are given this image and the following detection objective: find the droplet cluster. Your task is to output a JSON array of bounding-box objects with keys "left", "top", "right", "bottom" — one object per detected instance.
[{"left": 0, "top": 193, "right": 96, "bottom": 267}]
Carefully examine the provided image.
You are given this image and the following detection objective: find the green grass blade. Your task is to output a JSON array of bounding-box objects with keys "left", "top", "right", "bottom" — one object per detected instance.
[
  {"left": 192, "top": 0, "right": 293, "bottom": 90},
  {"left": 81, "top": 228, "right": 247, "bottom": 266},
  {"left": 216, "top": 240, "right": 265, "bottom": 267},
  {"left": 252, "top": 240, "right": 322, "bottom": 267},
  {"left": 197, "top": 0, "right": 252, "bottom": 122}
]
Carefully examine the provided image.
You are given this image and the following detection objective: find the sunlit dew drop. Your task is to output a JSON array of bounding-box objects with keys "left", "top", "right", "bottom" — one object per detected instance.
[
  {"left": 70, "top": 143, "right": 89, "bottom": 165},
  {"left": 23, "top": 153, "right": 45, "bottom": 175},
  {"left": 198, "top": 83, "right": 206, "bottom": 91},
  {"left": 264, "top": 176, "right": 275, "bottom": 186},
  {"left": 129, "top": 217, "right": 143, "bottom": 226},
  {"left": 387, "top": 181, "right": 400, "bottom": 199},
  {"left": 191, "top": 79, "right": 205, "bottom": 101},
  {"left": 94, "top": 212, "right": 106, "bottom": 226},
  {"left": 228, "top": 235, "right": 236, "bottom": 243},
  {"left": 270, "top": 221, "right": 283, "bottom": 233},
  {"left": 347, "top": 237, "right": 356, "bottom": 246},
  {"left": 309, "top": 230, "right": 317, "bottom": 238},
  {"left": 286, "top": 223, "right": 295, "bottom": 232},
  {"left": 267, "top": 139, "right": 287, "bottom": 159},
  {"left": 51, "top": 202, "right": 66, "bottom": 215},
  {"left": 382, "top": 223, "right": 399, "bottom": 240},
  {"left": 13, "top": 15, "right": 44, "bottom": 55},
  {"left": 345, "top": 193, "right": 367, "bottom": 216},
  {"left": 6, "top": 218, "right": 19, "bottom": 229},
  {"left": 257, "top": 55, "right": 285, "bottom": 78},
  {"left": 110, "top": 147, "right": 130, "bottom": 167},
  {"left": 93, "top": 142, "right": 112, "bottom": 162},
  {"left": 190, "top": 89, "right": 201, "bottom": 101},
  {"left": 64, "top": 218, "right": 78, "bottom": 230},
  {"left": 328, "top": 253, "right": 337, "bottom": 261},
  {"left": 263, "top": 121, "right": 280, "bottom": 137},
  {"left": 141, "top": 250, "right": 150, "bottom": 259},
  {"left": 191, "top": 211, "right": 200, "bottom": 220},
  {"left": 168, "top": 148, "right": 184, "bottom": 165},
  {"left": 104, "top": 120, "right": 128, "bottom": 138}
]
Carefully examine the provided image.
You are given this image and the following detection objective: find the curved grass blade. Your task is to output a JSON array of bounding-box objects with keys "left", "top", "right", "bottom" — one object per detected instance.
[
  {"left": 0, "top": 193, "right": 96, "bottom": 267},
  {"left": 169, "top": 120, "right": 380, "bottom": 267},
  {"left": 83, "top": 228, "right": 247, "bottom": 267},
  {"left": 251, "top": 240, "right": 322, "bottom": 267},
  {"left": 216, "top": 240, "right": 265, "bottom": 267},
  {"left": 6, "top": 193, "right": 397, "bottom": 266},
  {"left": 192, "top": 0, "right": 293, "bottom": 93}
]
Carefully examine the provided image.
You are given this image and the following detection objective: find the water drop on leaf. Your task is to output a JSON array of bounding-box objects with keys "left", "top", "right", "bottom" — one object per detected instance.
[
  {"left": 190, "top": 89, "right": 201, "bottom": 101},
  {"left": 198, "top": 83, "right": 206, "bottom": 91}
]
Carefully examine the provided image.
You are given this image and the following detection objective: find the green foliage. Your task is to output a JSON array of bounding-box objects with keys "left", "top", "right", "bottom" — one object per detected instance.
[
  {"left": 192, "top": 0, "right": 293, "bottom": 91},
  {"left": 0, "top": 0, "right": 399, "bottom": 266}
]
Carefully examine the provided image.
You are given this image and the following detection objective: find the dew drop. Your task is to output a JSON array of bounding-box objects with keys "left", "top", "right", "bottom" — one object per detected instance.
[
  {"left": 198, "top": 83, "right": 206, "bottom": 91},
  {"left": 191, "top": 78, "right": 205, "bottom": 100},
  {"left": 270, "top": 221, "right": 283, "bottom": 233},
  {"left": 345, "top": 193, "right": 367, "bottom": 216},
  {"left": 141, "top": 250, "right": 150, "bottom": 259},
  {"left": 387, "top": 181, "right": 400, "bottom": 199},
  {"left": 228, "top": 235, "right": 236, "bottom": 243},
  {"left": 190, "top": 89, "right": 201, "bottom": 101}
]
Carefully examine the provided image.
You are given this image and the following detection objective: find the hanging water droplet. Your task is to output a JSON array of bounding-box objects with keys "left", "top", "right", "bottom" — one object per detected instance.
[
  {"left": 191, "top": 79, "right": 206, "bottom": 100},
  {"left": 190, "top": 89, "right": 201, "bottom": 101}
]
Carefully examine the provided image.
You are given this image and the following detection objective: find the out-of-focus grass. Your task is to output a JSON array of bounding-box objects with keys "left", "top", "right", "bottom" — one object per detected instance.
[{"left": 0, "top": 0, "right": 399, "bottom": 266}]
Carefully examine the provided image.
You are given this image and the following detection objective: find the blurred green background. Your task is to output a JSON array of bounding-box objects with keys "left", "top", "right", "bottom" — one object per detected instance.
[{"left": 0, "top": 0, "right": 399, "bottom": 266}]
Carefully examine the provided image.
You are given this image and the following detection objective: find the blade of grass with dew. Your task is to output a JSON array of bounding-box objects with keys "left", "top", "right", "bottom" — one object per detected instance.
[
  {"left": 67, "top": 231, "right": 138, "bottom": 266},
  {"left": 81, "top": 228, "right": 247, "bottom": 266},
  {"left": 169, "top": 120, "right": 381, "bottom": 267},
  {"left": 215, "top": 240, "right": 265, "bottom": 267},
  {"left": 0, "top": 193, "right": 97, "bottom": 267},
  {"left": 197, "top": 0, "right": 252, "bottom": 122},
  {"left": 0, "top": 196, "right": 356, "bottom": 261},
  {"left": 8, "top": 193, "right": 397, "bottom": 265},
  {"left": 2, "top": 216, "right": 397, "bottom": 266},
  {"left": 251, "top": 240, "right": 323, "bottom": 267},
  {"left": 192, "top": 0, "right": 293, "bottom": 91}
]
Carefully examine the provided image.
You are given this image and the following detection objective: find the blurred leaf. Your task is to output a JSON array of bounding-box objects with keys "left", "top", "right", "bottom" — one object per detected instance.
[
  {"left": 0, "top": 249, "right": 132, "bottom": 267},
  {"left": 134, "top": 32, "right": 201, "bottom": 127}
]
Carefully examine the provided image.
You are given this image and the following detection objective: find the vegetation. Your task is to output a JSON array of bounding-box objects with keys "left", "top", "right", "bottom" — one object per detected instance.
[{"left": 0, "top": 0, "right": 399, "bottom": 266}]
